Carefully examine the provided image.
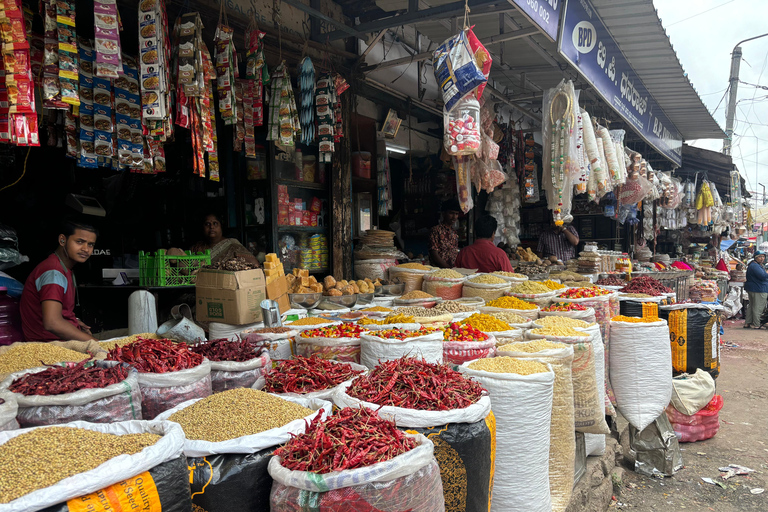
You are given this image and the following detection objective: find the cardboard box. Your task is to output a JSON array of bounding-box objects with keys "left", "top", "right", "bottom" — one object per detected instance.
[{"left": 196, "top": 269, "right": 266, "bottom": 325}]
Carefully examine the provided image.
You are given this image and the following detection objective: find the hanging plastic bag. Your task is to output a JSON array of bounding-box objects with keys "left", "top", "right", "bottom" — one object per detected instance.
[
  {"left": 444, "top": 96, "right": 482, "bottom": 156},
  {"left": 433, "top": 29, "right": 487, "bottom": 112},
  {"left": 466, "top": 27, "right": 492, "bottom": 100},
  {"left": 454, "top": 154, "right": 474, "bottom": 213}
]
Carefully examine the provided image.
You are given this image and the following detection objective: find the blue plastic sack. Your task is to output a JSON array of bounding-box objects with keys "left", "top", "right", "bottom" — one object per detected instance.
[
  {"left": 0, "top": 273, "right": 23, "bottom": 298},
  {"left": 433, "top": 30, "right": 486, "bottom": 112}
]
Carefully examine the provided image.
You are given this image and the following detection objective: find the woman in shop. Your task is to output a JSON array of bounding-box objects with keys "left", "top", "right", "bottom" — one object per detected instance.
[
  {"left": 744, "top": 250, "right": 768, "bottom": 329},
  {"left": 190, "top": 212, "right": 259, "bottom": 267}
]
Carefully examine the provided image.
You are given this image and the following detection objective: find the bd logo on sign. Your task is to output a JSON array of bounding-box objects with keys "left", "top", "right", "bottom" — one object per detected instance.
[{"left": 572, "top": 21, "right": 596, "bottom": 53}]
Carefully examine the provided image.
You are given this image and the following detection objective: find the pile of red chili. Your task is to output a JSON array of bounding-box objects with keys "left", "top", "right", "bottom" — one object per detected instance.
[
  {"left": 299, "top": 324, "right": 366, "bottom": 339},
  {"left": 542, "top": 302, "right": 589, "bottom": 312},
  {"left": 595, "top": 276, "right": 626, "bottom": 286},
  {"left": 107, "top": 339, "right": 203, "bottom": 373},
  {"left": 347, "top": 357, "right": 485, "bottom": 410},
  {"left": 370, "top": 327, "right": 437, "bottom": 340},
  {"left": 274, "top": 407, "right": 416, "bottom": 473},
  {"left": 191, "top": 339, "right": 262, "bottom": 362},
  {"left": 443, "top": 323, "right": 489, "bottom": 342},
  {"left": 264, "top": 355, "right": 363, "bottom": 394},
  {"left": 620, "top": 275, "right": 672, "bottom": 296},
  {"left": 9, "top": 360, "right": 128, "bottom": 396}
]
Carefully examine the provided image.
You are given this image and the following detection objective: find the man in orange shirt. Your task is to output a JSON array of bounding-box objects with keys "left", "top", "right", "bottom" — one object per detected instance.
[{"left": 455, "top": 215, "right": 514, "bottom": 273}]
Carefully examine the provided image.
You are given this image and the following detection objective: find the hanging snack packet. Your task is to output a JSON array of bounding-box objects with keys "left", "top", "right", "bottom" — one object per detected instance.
[
  {"left": 465, "top": 26, "right": 492, "bottom": 100},
  {"left": 433, "top": 29, "right": 486, "bottom": 112}
]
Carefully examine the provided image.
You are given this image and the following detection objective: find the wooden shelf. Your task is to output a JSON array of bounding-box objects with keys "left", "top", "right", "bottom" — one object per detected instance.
[
  {"left": 277, "top": 226, "right": 329, "bottom": 234},
  {"left": 277, "top": 179, "right": 327, "bottom": 191}
]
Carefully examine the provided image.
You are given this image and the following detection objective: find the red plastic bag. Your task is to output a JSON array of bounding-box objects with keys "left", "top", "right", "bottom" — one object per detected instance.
[
  {"left": 466, "top": 27, "right": 492, "bottom": 100},
  {"left": 666, "top": 395, "right": 723, "bottom": 442}
]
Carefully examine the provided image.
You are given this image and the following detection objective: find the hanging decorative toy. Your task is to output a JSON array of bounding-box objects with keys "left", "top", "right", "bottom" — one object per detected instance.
[{"left": 546, "top": 81, "right": 575, "bottom": 226}]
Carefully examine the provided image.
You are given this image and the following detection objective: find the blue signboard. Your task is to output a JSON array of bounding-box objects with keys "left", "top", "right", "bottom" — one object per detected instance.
[
  {"left": 510, "top": 0, "right": 562, "bottom": 42},
  {"left": 557, "top": 0, "right": 682, "bottom": 166}
]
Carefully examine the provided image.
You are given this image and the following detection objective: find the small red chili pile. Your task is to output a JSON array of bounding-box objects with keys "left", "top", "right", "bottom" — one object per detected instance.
[
  {"left": 190, "top": 339, "right": 262, "bottom": 362},
  {"left": 9, "top": 360, "right": 128, "bottom": 396},
  {"left": 443, "top": 322, "right": 489, "bottom": 342},
  {"left": 274, "top": 407, "right": 416, "bottom": 473},
  {"left": 347, "top": 357, "right": 485, "bottom": 410},
  {"left": 542, "top": 302, "right": 589, "bottom": 312},
  {"left": 299, "top": 324, "right": 366, "bottom": 339},
  {"left": 595, "top": 276, "right": 626, "bottom": 286},
  {"left": 108, "top": 338, "right": 204, "bottom": 373},
  {"left": 559, "top": 286, "right": 612, "bottom": 299},
  {"left": 264, "top": 355, "right": 364, "bottom": 394},
  {"left": 620, "top": 275, "right": 672, "bottom": 296},
  {"left": 370, "top": 327, "right": 437, "bottom": 340}
]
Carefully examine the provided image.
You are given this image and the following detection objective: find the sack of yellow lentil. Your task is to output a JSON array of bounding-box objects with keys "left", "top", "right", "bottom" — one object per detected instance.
[
  {"left": 525, "top": 330, "right": 610, "bottom": 435},
  {"left": 360, "top": 330, "right": 444, "bottom": 369},
  {"left": 0, "top": 420, "right": 189, "bottom": 512},
  {"left": 609, "top": 317, "right": 672, "bottom": 431},
  {"left": 495, "top": 341, "right": 575, "bottom": 512},
  {"left": 334, "top": 381, "right": 495, "bottom": 512},
  {"left": 0, "top": 390, "right": 17, "bottom": 431},
  {"left": 156, "top": 391, "right": 332, "bottom": 512},
  {"left": 459, "top": 358, "right": 555, "bottom": 512},
  {"left": 0, "top": 361, "right": 143, "bottom": 428},
  {"left": 422, "top": 271, "right": 466, "bottom": 300}
]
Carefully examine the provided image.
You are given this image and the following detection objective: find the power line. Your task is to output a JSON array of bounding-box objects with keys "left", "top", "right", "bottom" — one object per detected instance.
[{"left": 665, "top": 0, "right": 737, "bottom": 27}]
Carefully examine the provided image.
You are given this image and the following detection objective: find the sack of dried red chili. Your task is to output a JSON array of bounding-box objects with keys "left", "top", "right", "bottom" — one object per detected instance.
[
  {"left": 0, "top": 391, "right": 18, "bottom": 431},
  {"left": 360, "top": 329, "right": 444, "bottom": 369},
  {"left": 191, "top": 340, "right": 271, "bottom": 393},
  {"left": 107, "top": 339, "right": 212, "bottom": 419},
  {"left": 0, "top": 361, "right": 142, "bottom": 428},
  {"left": 254, "top": 357, "right": 366, "bottom": 400},
  {"left": 268, "top": 409, "right": 445, "bottom": 512}
]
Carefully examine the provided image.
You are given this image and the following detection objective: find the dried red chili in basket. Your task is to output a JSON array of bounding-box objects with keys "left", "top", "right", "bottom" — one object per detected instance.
[
  {"left": 9, "top": 360, "right": 128, "bottom": 396},
  {"left": 107, "top": 338, "right": 204, "bottom": 373},
  {"left": 264, "top": 355, "right": 363, "bottom": 394},
  {"left": 274, "top": 407, "right": 416, "bottom": 473},
  {"left": 347, "top": 357, "right": 485, "bottom": 410},
  {"left": 620, "top": 275, "right": 672, "bottom": 296},
  {"left": 190, "top": 338, "right": 263, "bottom": 362}
]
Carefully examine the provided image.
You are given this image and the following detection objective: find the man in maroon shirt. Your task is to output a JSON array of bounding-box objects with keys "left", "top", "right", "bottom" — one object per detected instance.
[
  {"left": 455, "top": 215, "right": 514, "bottom": 273},
  {"left": 20, "top": 221, "right": 97, "bottom": 341}
]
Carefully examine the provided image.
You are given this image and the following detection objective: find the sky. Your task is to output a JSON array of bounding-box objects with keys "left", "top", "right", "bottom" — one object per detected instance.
[{"left": 653, "top": 0, "right": 768, "bottom": 204}]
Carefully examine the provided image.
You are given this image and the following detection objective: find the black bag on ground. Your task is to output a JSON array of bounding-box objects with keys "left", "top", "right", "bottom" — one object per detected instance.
[{"left": 38, "top": 456, "right": 192, "bottom": 512}]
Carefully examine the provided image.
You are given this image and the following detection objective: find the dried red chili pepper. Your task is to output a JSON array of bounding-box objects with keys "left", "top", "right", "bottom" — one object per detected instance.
[
  {"left": 190, "top": 338, "right": 263, "bottom": 362},
  {"left": 264, "top": 355, "right": 363, "bottom": 394},
  {"left": 8, "top": 360, "right": 128, "bottom": 396},
  {"left": 620, "top": 275, "right": 672, "bottom": 295},
  {"left": 107, "top": 338, "right": 204, "bottom": 373},
  {"left": 347, "top": 357, "right": 485, "bottom": 411},
  {"left": 274, "top": 407, "right": 416, "bottom": 473}
]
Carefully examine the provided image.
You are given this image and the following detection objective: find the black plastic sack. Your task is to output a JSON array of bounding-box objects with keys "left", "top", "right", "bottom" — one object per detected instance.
[
  {"left": 618, "top": 296, "right": 666, "bottom": 318},
  {"left": 660, "top": 305, "right": 721, "bottom": 379},
  {"left": 37, "top": 456, "right": 192, "bottom": 512},
  {"left": 188, "top": 447, "right": 274, "bottom": 512},
  {"left": 405, "top": 414, "right": 495, "bottom": 512}
]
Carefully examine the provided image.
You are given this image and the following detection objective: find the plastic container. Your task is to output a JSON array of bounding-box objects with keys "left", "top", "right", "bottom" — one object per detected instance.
[
  {"left": 351, "top": 151, "right": 372, "bottom": 179},
  {"left": 139, "top": 249, "right": 211, "bottom": 287},
  {"left": 0, "top": 287, "right": 23, "bottom": 346}
]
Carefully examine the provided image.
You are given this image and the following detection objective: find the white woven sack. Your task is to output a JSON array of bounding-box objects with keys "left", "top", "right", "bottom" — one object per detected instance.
[
  {"left": 253, "top": 361, "right": 367, "bottom": 401},
  {"left": 609, "top": 318, "right": 672, "bottom": 431},
  {"left": 576, "top": 324, "right": 607, "bottom": 456},
  {"left": 670, "top": 369, "right": 716, "bottom": 416},
  {"left": 240, "top": 329, "right": 299, "bottom": 360},
  {"left": 480, "top": 305, "right": 540, "bottom": 320},
  {"left": 333, "top": 380, "right": 492, "bottom": 427},
  {"left": 495, "top": 344, "right": 574, "bottom": 512},
  {"left": 0, "top": 420, "right": 184, "bottom": 512},
  {"left": 539, "top": 307, "right": 596, "bottom": 323},
  {"left": 459, "top": 360, "right": 555, "bottom": 512},
  {"left": 209, "top": 321, "right": 263, "bottom": 341},
  {"left": 0, "top": 390, "right": 18, "bottom": 431},
  {"left": 364, "top": 323, "right": 423, "bottom": 331},
  {"left": 156, "top": 396, "right": 332, "bottom": 457},
  {"left": 491, "top": 328, "right": 524, "bottom": 343},
  {"left": 360, "top": 331, "right": 444, "bottom": 369},
  {"left": 285, "top": 321, "right": 341, "bottom": 331}
]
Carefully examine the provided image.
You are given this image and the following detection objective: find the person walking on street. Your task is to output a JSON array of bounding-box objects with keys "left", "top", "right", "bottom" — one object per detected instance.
[{"left": 744, "top": 250, "right": 768, "bottom": 329}]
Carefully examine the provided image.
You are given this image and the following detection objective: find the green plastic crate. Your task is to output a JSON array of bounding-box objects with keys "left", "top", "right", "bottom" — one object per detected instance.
[{"left": 139, "top": 249, "right": 211, "bottom": 287}]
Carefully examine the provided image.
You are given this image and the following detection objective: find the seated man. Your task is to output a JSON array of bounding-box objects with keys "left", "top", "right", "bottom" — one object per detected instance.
[
  {"left": 20, "top": 220, "right": 97, "bottom": 341},
  {"left": 455, "top": 215, "right": 514, "bottom": 273}
]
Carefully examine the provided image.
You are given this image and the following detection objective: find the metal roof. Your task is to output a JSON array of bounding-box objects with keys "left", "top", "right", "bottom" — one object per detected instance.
[{"left": 590, "top": 0, "right": 725, "bottom": 141}]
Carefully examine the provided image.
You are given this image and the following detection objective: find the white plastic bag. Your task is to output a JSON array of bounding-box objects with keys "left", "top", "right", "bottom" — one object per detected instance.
[
  {"left": 0, "top": 420, "right": 185, "bottom": 512},
  {"left": 360, "top": 331, "right": 444, "bottom": 368},
  {"left": 0, "top": 390, "right": 18, "bottom": 431},
  {"left": 156, "top": 396, "right": 332, "bottom": 457},
  {"left": 670, "top": 369, "right": 716, "bottom": 416},
  {"left": 443, "top": 334, "right": 497, "bottom": 364},
  {"left": 459, "top": 360, "right": 554, "bottom": 512},
  {"left": 576, "top": 324, "right": 608, "bottom": 455},
  {"left": 539, "top": 307, "right": 596, "bottom": 323},
  {"left": 269, "top": 434, "right": 444, "bottom": 512},
  {"left": 433, "top": 29, "right": 486, "bottom": 112},
  {"left": 0, "top": 362, "right": 142, "bottom": 427},
  {"left": 609, "top": 318, "right": 672, "bottom": 431},
  {"left": 241, "top": 329, "right": 299, "bottom": 361},
  {"left": 208, "top": 351, "right": 271, "bottom": 393},
  {"left": 137, "top": 359, "right": 213, "bottom": 420},
  {"left": 294, "top": 335, "right": 362, "bottom": 363}
]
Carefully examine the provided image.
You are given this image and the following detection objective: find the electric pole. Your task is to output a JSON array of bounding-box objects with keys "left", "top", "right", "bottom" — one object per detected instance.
[{"left": 723, "top": 33, "right": 768, "bottom": 156}]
